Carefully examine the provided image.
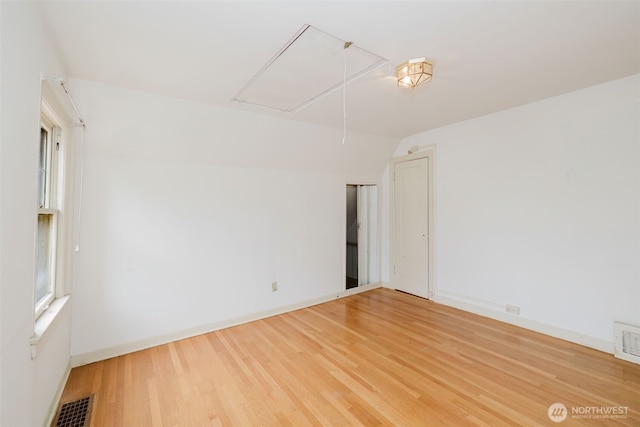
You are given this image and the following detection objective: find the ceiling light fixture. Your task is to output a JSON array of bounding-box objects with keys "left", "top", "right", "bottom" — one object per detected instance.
[{"left": 396, "top": 58, "right": 432, "bottom": 88}]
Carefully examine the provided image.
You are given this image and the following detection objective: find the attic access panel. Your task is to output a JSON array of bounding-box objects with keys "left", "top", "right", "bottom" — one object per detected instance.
[{"left": 233, "top": 24, "right": 388, "bottom": 112}]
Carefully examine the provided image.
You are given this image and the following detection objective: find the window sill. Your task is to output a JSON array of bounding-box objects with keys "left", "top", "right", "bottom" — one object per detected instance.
[{"left": 30, "top": 295, "right": 70, "bottom": 360}]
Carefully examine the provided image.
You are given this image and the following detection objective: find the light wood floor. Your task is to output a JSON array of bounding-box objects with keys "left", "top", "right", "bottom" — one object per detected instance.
[{"left": 60, "top": 288, "right": 640, "bottom": 426}]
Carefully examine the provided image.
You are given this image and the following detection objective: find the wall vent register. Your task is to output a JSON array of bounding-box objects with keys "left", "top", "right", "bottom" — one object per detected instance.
[{"left": 614, "top": 322, "right": 640, "bottom": 365}]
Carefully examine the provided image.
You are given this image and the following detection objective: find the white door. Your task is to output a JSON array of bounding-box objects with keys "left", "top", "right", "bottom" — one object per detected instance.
[
  {"left": 346, "top": 184, "right": 379, "bottom": 289},
  {"left": 357, "top": 186, "right": 378, "bottom": 286},
  {"left": 393, "top": 157, "right": 429, "bottom": 298},
  {"left": 357, "top": 186, "right": 369, "bottom": 286}
]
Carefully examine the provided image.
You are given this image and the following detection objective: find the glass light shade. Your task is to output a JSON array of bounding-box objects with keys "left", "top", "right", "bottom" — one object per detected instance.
[{"left": 396, "top": 59, "right": 433, "bottom": 88}]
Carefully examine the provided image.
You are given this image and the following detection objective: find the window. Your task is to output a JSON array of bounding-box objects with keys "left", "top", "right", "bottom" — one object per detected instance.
[{"left": 35, "top": 103, "right": 64, "bottom": 318}]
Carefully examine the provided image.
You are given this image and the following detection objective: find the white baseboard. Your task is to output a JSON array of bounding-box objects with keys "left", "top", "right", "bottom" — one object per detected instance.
[
  {"left": 45, "top": 360, "right": 71, "bottom": 426},
  {"left": 70, "top": 282, "right": 382, "bottom": 368},
  {"left": 432, "top": 292, "right": 613, "bottom": 354}
]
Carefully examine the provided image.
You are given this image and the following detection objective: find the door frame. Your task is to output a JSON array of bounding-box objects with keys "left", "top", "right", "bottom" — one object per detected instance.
[
  {"left": 344, "top": 181, "right": 381, "bottom": 290},
  {"left": 390, "top": 148, "right": 436, "bottom": 299}
]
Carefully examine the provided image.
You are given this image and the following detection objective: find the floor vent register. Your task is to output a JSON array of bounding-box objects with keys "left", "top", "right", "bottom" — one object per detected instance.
[{"left": 52, "top": 395, "right": 94, "bottom": 427}]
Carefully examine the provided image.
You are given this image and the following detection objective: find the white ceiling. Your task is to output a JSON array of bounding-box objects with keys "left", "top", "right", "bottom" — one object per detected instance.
[{"left": 39, "top": 1, "right": 640, "bottom": 140}]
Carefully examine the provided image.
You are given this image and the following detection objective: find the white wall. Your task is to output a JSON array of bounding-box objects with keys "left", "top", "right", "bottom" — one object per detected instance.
[
  {"left": 0, "top": 2, "right": 3, "bottom": 420},
  {"left": 69, "top": 79, "right": 398, "bottom": 359},
  {"left": 393, "top": 75, "right": 640, "bottom": 350},
  {"left": 0, "top": 2, "right": 73, "bottom": 426}
]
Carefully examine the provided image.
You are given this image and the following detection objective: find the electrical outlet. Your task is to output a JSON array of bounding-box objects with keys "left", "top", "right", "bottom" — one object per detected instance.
[
  {"left": 272, "top": 281, "right": 278, "bottom": 292},
  {"left": 506, "top": 305, "right": 520, "bottom": 315}
]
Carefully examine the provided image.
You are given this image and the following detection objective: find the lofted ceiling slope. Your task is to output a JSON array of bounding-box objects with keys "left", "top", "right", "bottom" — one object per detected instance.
[{"left": 38, "top": 1, "right": 640, "bottom": 140}]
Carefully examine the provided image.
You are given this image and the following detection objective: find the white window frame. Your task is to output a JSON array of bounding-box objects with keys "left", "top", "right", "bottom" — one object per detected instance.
[{"left": 34, "top": 98, "right": 67, "bottom": 319}]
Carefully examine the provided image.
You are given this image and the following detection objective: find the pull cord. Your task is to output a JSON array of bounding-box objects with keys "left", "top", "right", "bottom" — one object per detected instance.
[{"left": 342, "top": 41, "right": 353, "bottom": 145}]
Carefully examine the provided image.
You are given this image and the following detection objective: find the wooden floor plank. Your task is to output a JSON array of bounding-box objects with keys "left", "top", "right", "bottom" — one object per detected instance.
[{"left": 60, "top": 288, "right": 640, "bottom": 425}]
